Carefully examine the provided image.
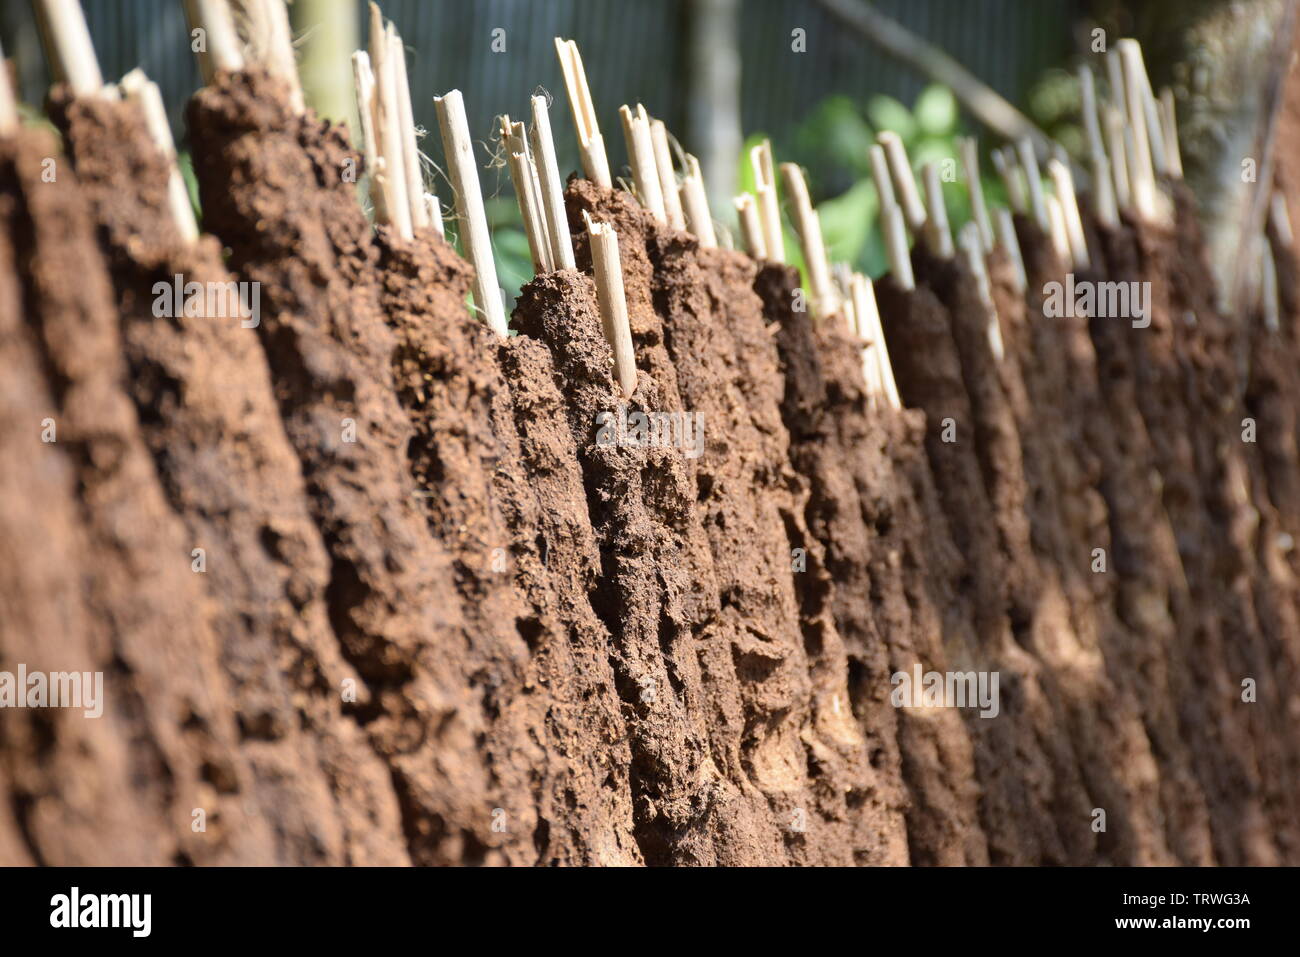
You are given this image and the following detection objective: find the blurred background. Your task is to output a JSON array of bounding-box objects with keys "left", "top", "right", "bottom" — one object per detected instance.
[{"left": 2, "top": 0, "right": 1291, "bottom": 305}]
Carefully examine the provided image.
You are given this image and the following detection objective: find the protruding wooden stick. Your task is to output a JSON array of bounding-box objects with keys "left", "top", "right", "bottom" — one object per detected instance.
[
  {"left": 995, "top": 207, "right": 1028, "bottom": 293},
  {"left": 531, "top": 94, "right": 575, "bottom": 270},
  {"left": 1270, "top": 190, "right": 1294, "bottom": 248},
  {"left": 434, "top": 89, "right": 506, "bottom": 336},
  {"left": 877, "top": 131, "right": 926, "bottom": 233},
  {"left": 0, "top": 40, "right": 20, "bottom": 136},
  {"left": 1103, "top": 103, "right": 1132, "bottom": 212},
  {"left": 991, "top": 146, "right": 1026, "bottom": 214},
  {"left": 513, "top": 119, "right": 550, "bottom": 255},
  {"left": 781, "top": 162, "right": 836, "bottom": 314},
  {"left": 184, "top": 0, "right": 245, "bottom": 82},
  {"left": 958, "top": 137, "right": 993, "bottom": 252},
  {"left": 584, "top": 213, "right": 637, "bottom": 399},
  {"left": 921, "top": 161, "right": 953, "bottom": 258},
  {"left": 847, "top": 276, "right": 880, "bottom": 401},
  {"left": 1016, "top": 137, "right": 1049, "bottom": 232},
  {"left": 120, "top": 69, "right": 199, "bottom": 244},
  {"left": 1047, "top": 157, "right": 1089, "bottom": 269},
  {"left": 555, "top": 38, "right": 611, "bottom": 188},
  {"left": 883, "top": 203, "right": 914, "bottom": 291},
  {"left": 501, "top": 116, "right": 552, "bottom": 274},
  {"left": 1046, "top": 195, "right": 1071, "bottom": 266},
  {"left": 1130, "top": 43, "right": 1168, "bottom": 177},
  {"left": 734, "top": 194, "right": 766, "bottom": 260},
  {"left": 619, "top": 105, "right": 666, "bottom": 224},
  {"left": 423, "top": 193, "right": 444, "bottom": 236},
  {"left": 960, "top": 222, "right": 1004, "bottom": 361},
  {"left": 1080, "top": 66, "right": 1105, "bottom": 162},
  {"left": 390, "top": 28, "right": 427, "bottom": 229},
  {"left": 1261, "top": 236, "right": 1280, "bottom": 332},
  {"left": 852, "top": 273, "right": 900, "bottom": 410},
  {"left": 651, "top": 119, "right": 686, "bottom": 230},
  {"left": 263, "top": 0, "right": 304, "bottom": 114},
  {"left": 369, "top": 5, "right": 411, "bottom": 239},
  {"left": 1158, "top": 88, "right": 1183, "bottom": 180},
  {"left": 869, "top": 143, "right": 897, "bottom": 213},
  {"left": 681, "top": 154, "right": 717, "bottom": 247},
  {"left": 34, "top": 0, "right": 104, "bottom": 96},
  {"left": 751, "top": 140, "right": 785, "bottom": 263},
  {"left": 1092, "top": 150, "right": 1118, "bottom": 230},
  {"left": 352, "top": 51, "right": 389, "bottom": 223},
  {"left": 1117, "top": 39, "right": 1159, "bottom": 220}
]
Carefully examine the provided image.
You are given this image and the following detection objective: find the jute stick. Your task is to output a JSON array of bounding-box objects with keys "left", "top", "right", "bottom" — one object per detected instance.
[
  {"left": 531, "top": 94, "right": 576, "bottom": 270},
  {"left": 1046, "top": 194, "right": 1071, "bottom": 266},
  {"left": 734, "top": 194, "right": 766, "bottom": 260},
  {"left": 852, "top": 273, "right": 900, "bottom": 410},
  {"left": 995, "top": 207, "right": 1028, "bottom": 294},
  {"left": 120, "top": 69, "right": 199, "bottom": 244},
  {"left": 991, "top": 147, "right": 1026, "bottom": 214},
  {"left": 960, "top": 223, "right": 1004, "bottom": 362},
  {"left": 0, "top": 40, "right": 19, "bottom": 135},
  {"left": 1016, "top": 137, "right": 1049, "bottom": 232},
  {"left": 681, "top": 154, "right": 717, "bottom": 247},
  {"left": 434, "top": 89, "right": 507, "bottom": 336},
  {"left": 619, "top": 105, "right": 666, "bottom": 223},
  {"left": 878, "top": 131, "right": 926, "bottom": 233},
  {"left": 391, "top": 28, "right": 427, "bottom": 229},
  {"left": 1092, "top": 150, "right": 1118, "bottom": 230},
  {"left": 1261, "top": 237, "right": 1280, "bottom": 332},
  {"left": 1117, "top": 39, "right": 1158, "bottom": 220},
  {"left": 351, "top": 51, "right": 389, "bottom": 223},
  {"left": 750, "top": 141, "right": 785, "bottom": 263},
  {"left": 501, "top": 116, "right": 552, "bottom": 274},
  {"left": 1080, "top": 66, "right": 1105, "bottom": 162},
  {"left": 513, "top": 119, "right": 551, "bottom": 258},
  {"left": 847, "top": 276, "right": 880, "bottom": 402},
  {"left": 781, "top": 162, "right": 836, "bottom": 314},
  {"left": 1270, "top": 190, "right": 1294, "bottom": 248},
  {"left": 869, "top": 143, "right": 897, "bottom": 213},
  {"left": 34, "top": 0, "right": 104, "bottom": 96},
  {"left": 1129, "top": 42, "right": 1168, "bottom": 176},
  {"left": 555, "top": 38, "right": 611, "bottom": 188},
  {"left": 921, "top": 161, "right": 954, "bottom": 258},
  {"left": 184, "top": 0, "right": 245, "bottom": 82},
  {"left": 1103, "top": 103, "right": 1132, "bottom": 212},
  {"left": 958, "top": 137, "right": 993, "bottom": 252},
  {"left": 651, "top": 119, "right": 686, "bottom": 230},
  {"left": 1047, "top": 157, "right": 1089, "bottom": 269},
  {"left": 584, "top": 213, "right": 638, "bottom": 399},
  {"left": 1158, "top": 88, "right": 1183, "bottom": 180},
  {"left": 883, "top": 202, "right": 914, "bottom": 291},
  {"left": 263, "top": 0, "right": 304, "bottom": 114},
  {"left": 423, "top": 193, "right": 444, "bottom": 236},
  {"left": 368, "top": 5, "right": 411, "bottom": 239}
]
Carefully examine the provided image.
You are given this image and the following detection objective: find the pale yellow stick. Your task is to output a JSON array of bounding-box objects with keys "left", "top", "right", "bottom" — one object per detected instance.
[
  {"left": 1261, "top": 237, "right": 1280, "bottom": 332},
  {"left": 1158, "top": 88, "right": 1183, "bottom": 180},
  {"left": 619, "top": 105, "right": 666, "bottom": 223},
  {"left": 531, "top": 94, "right": 575, "bottom": 270},
  {"left": 958, "top": 137, "right": 993, "bottom": 252},
  {"left": 184, "top": 0, "right": 245, "bottom": 83},
  {"left": 853, "top": 273, "right": 900, "bottom": 410},
  {"left": 1047, "top": 157, "right": 1089, "bottom": 269},
  {"left": 734, "top": 194, "right": 766, "bottom": 260},
  {"left": 584, "top": 213, "right": 638, "bottom": 399},
  {"left": 367, "top": 5, "right": 409, "bottom": 237},
  {"left": 1092, "top": 150, "right": 1118, "bottom": 230},
  {"left": 781, "top": 162, "right": 836, "bottom": 314},
  {"left": 1016, "top": 137, "right": 1049, "bottom": 232},
  {"left": 869, "top": 144, "right": 897, "bottom": 215},
  {"left": 502, "top": 116, "right": 552, "bottom": 274},
  {"left": 752, "top": 141, "right": 785, "bottom": 263},
  {"left": 120, "top": 69, "right": 199, "bottom": 244},
  {"left": 1079, "top": 66, "right": 1105, "bottom": 162},
  {"left": 390, "top": 29, "right": 427, "bottom": 229},
  {"left": 681, "top": 154, "right": 717, "bottom": 247},
  {"left": 513, "top": 119, "right": 552, "bottom": 262},
  {"left": 846, "top": 276, "right": 880, "bottom": 402},
  {"left": 651, "top": 119, "right": 686, "bottom": 230},
  {"left": 0, "top": 42, "right": 16, "bottom": 135},
  {"left": 990, "top": 147, "right": 1026, "bottom": 214},
  {"left": 883, "top": 202, "right": 914, "bottom": 291},
  {"left": 995, "top": 208, "right": 1028, "bottom": 294},
  {"left": 1117, "top": 39, "right": 1158, "bottom": 220},
  {"left": 1270, "top": 190, "right": 1294, "bottom": 248},
  {"left": 263, "top": 0, "right": 304, "bottom": 114},
  {"left": 435, "top": 89, "right": 506, "bottom": 336},
  {"left": 1103, "top": 104, "right": 1132, "bottom": 212},
  {"left": 877, "top": 131, "right": 926, "bottom": 234},
  {"left": 351, "top": 51, "right": 388, "bottom": 224},
  {"left": 555, "top": 38, "right": 611, "bottom": 188},
  {"left": 960, "top": 223, "right": 1004, "bottom": 362},
  {"left": 34, "top": 0, "right": 103, "bottom": 96},
  {"left": 423, "top": 193, "right": 444, "bottom": 236},
  {"left": 1046, "top": 195, "right": 1071, "bottom": 266},
  {"left": 921, "top": 161, "right": 953, "bottom": 258}
]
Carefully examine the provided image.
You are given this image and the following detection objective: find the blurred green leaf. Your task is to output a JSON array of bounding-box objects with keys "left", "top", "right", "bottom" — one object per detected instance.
[
  {"left": 866, "top": 94, "right": 916, "bottom": 142},
  {"left": 915, "top": 84, "right": 958, "bottom": 137}
]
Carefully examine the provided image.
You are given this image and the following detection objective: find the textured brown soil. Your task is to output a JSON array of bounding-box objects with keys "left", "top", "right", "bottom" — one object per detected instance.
[{"left": 3, "top": 65, "right": 1299, "bottom": 866}]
